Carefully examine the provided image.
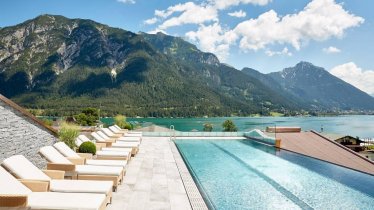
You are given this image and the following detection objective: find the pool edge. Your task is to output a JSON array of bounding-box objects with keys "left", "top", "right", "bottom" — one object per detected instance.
[{"left": 170, "top": 140, "right": 211, "bottom": 210}]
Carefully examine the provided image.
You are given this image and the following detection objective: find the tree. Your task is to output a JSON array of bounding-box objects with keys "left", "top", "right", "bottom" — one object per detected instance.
[
  {"left": 203, "top": 123, "right": 213, "bottom": 132},
  {"left": 74, "top": 107, "right": 99, "bottom": 126},
  {"left": 222, "top": 119, "right": 237, "bottom": 132}
]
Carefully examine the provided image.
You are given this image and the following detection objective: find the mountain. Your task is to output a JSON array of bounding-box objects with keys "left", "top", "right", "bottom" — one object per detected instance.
[
  {"left": 0, "top": 14, "right": 296, "bottom": 117},
  {"left": 264, "top": 62, "right": 374, "bottom": 111}
]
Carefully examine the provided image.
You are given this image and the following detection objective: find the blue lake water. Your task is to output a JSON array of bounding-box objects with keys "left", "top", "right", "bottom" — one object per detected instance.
[
  {"left": 175, "top": 139, "right": 374, "bottom": 210},
  {"left": 101, "top": 115, "right": 374, "bottom": 137}
]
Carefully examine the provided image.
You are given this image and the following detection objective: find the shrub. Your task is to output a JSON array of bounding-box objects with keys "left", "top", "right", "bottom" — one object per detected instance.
[
  {"left": 78, "top": 141, "right": 96, "bottom": 155},
  {"left": 222, "top": 119, "right": 238, "bottom": 132},
  {"left": 124, "top": 122, "right": 133, "bottom": 130},
  {"left": 74, "top": 108, "right": 99, "bottom": 126},
  {"left": 41, "top": 118, "right": 53, "bottom": 126},
  {"left": 203, "top": 123, "right": 213, "bottom": 132},
  {"left": 114, "top": 115, "right": 127, "bottom": 129},
  {"left": 58, "top": 122, "right": 80, "bottom": 149}
]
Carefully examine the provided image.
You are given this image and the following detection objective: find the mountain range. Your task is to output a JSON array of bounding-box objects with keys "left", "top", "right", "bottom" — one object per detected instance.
[{"left": 0, "top": 15, "right": 373, "bottom": 116}]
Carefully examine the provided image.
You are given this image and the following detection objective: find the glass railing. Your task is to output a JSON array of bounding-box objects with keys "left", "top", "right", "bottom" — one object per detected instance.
[
  {"left": 243, "top": 129, "right": 276, "bottom": 145},
  {"left": 142, "top": 131, "right": 245, "bottom": 137}
]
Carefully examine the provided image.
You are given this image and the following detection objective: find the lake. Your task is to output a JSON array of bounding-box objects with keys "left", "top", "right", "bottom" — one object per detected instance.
[{"left": 101, "top": 115, "right": 374, "bottom": 138}]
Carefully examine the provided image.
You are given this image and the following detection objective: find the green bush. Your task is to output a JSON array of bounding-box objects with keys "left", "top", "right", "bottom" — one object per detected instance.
[
  {"left": 78, "top": 141, "right": 96, "bottom": 155},
  {"left": 203, "top": 123, "right": 213, "bottom": 132},
  {"left": 124, "top": 122, "right": 133, "bottom": 130},
  {"left": 74, "top": 108, "right": 99, "bottom": 126},
  {"left": 114, "top": 115, "right": 127, "bottom": 129},
  {"left": 222, "top": 119, "right": 237, "bottom": 132},
  {"left": 41, "top": 118, "right": 53, "bottom": 126},
  {"left": 58, "top": 122, "right": 80, "bottom": 149}
]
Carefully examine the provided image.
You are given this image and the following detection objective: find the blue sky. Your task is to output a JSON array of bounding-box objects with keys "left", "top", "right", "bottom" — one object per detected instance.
[{"left": 1, "top": 0, "right": 373, "bottom": 94}]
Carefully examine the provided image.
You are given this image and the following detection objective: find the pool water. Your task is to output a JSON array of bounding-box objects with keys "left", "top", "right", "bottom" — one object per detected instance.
[{"left": 175, "top": 139, "right": 374, "bottom": 210}]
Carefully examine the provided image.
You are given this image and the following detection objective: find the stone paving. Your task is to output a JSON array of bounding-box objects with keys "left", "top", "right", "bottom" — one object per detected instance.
[{"left": 107, "top": 137, "right": 192, "bottom": 210}]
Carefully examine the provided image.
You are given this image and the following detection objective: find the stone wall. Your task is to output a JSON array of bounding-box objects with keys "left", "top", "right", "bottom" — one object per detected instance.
[{"left": 0, "top": 100, "right": 57, "bottom": 168}]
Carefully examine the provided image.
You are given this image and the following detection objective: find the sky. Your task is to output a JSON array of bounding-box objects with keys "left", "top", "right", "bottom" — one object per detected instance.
[{"left": 1, "top": 0, "right": 373, "bottom": 95}]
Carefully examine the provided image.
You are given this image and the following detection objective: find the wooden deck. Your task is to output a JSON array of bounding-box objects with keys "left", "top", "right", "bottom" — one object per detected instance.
[{"left": 275, "top": 131, "right": 374, "bottom": 175}]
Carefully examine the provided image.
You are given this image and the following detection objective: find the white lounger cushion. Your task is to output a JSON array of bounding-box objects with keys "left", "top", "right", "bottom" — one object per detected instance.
[
  {"left": 40, "top": 146, "right": 72, "bottom": 164},
  {"left": 79, "top": 135, "right": 92, "bottom": 142},
  {"left": 54, "top": 142, "right": 81, "bottom": 158},
  {"left": 2, "top": 155, "right": 51, "bottom": 181},
  {"left": 40, "top": 146, "right": 123, "bottom": 176},
  {"left": 75, "top": 165, "right": 123, "bottom": 176},
  {"left": 76, "top": 137, "right": 84, "bottom": 147},
  {"left": 117, "top": 136, "right": 141, "bottom": 142},
  {"left": 0, "top": 167, "right": 106, "bottom": 210},
  {"left": 101, "top": 128, "right": 115, "bottom": 137},
  {"left": 54, "top": 141, "right": 125, "bottom": 169},
  {"left": 0, "top": 166, "right": 31, "bottom": 195},
  {"left": 125, "top": 133, "right": 142, "bottom": 137},
  {"left": 86, "top": 159, "right": 127, "bottom": 168},
  {"left": 96, "top": 150, "right": 129, "bottom": 158},
  {"left": 91, "top": 132, "right": 106, "bottom": 142},
  {"left": 50, "top": 180, "right": 112, "bottom": 194},
  {"left": 101, "top": 147, "right": 132, "bottom": 152},
  {"left": 109, "top": 126, "right": 120, "bottom": 133},
  {"left": 2, "top": 155, "right": 113, "bottom": 195},
  {"left": 112, "top": 142, "right": 139, "bottom": 148},
  {"left": 114, "top": 125, "right": 122, "bottom": 130},
  {"left": 28, "top": 192, "right": 105, "bottom": 210},
  {"left": 97, "top": 131, "right": 111, "bottom": 140}
]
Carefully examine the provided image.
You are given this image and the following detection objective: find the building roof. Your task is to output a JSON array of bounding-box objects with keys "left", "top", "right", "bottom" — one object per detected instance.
[
  {"left": 0, "top": 94, "right": 58, "bottom": 136},
  {"left": 275, "top": 130, "right": 374, "bottom": 175}
]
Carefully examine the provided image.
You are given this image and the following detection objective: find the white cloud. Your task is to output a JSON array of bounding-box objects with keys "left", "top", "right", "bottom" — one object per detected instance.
[
  {"left": 330, "top": 62, "right": 374, "bottom": 95},
  {"left": 228, "top": 10, "right": 246, "bottom": 18},
  {"left": 265, "top": 47, "right": 292, "bottom": 57},
  {"left": 186, "top": 23, "right": 235, "bottom": 61},
  {"left": 323, "top": 46, "right": 341, "bottom": 54},
  {"left": 233, "top": 0, "right": 364, "bottom": 51},
  {"left": 157, "top": 2, "right": 218, "bottom": 30},
  {"left": 144, "top": 17, "right": 158, "bottom": 25},
  {"left": 146, "top": 0, "right": 363, "bottom": 63},
  {"left": 117, "top": 0, "right": 135, "bottom": 4},
  {"left": 147, "top": 28, "right": 168, "bottom": 35},
  {"left": 209, "top": 0, "right": 272, "bottom": 10}
]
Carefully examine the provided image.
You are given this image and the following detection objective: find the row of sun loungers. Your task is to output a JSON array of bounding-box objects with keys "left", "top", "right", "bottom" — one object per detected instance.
[{"left": 0, "top": 125, "right": 142, "bottom": 209}]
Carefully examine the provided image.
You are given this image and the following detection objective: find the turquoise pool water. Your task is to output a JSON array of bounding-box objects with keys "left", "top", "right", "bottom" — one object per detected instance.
[{"left": 175, "top": 140, "right": 374, "bottom": 210}]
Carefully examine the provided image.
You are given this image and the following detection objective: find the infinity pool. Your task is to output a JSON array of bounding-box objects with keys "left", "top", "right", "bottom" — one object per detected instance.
[{"left": 175, "top": 139, "right": 374, "bottom": 210}]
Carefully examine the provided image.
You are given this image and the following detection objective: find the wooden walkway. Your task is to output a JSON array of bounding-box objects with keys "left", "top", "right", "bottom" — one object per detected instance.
[{"left": 276, "top": 131, "right": 374, "bottom": 175}]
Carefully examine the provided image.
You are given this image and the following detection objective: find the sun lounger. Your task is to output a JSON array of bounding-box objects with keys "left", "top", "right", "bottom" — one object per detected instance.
[
  {"left": 91, "top": 132, "right": 139, "bottom": 155},
  {"left": 0, "top": 166, "right": 107, "bottom": 209},
  {"left": 39, "top": 146, "right": 124, "bottom": 190},
  {"left": 1, "top": 155, "right": 113, "bottom": 204},
  {"left": 79, "top": 135, "right": 134, "bottom": 159},
  {"left": 54, "top": 142, "right": 128, "bottom": 167},
  {"left": 109, "top": 125, "right": 127, "bottom": 135},
  {"left": 111, "top": 125, "right": 143, "bottom": 138},
  {"left": 101, "top": 128, "right": 122, "bottom": 138},
  {"left": 101, "top": 128, "right": 141, "bottom": 142}
]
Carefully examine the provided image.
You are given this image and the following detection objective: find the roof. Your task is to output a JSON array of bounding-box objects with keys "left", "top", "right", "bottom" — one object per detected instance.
[
  {"left": 275, "top": 130, "right": 374, "bottom": 175},
  {"left": 0, "top": 94, "right": 58, "bottom": 136}
]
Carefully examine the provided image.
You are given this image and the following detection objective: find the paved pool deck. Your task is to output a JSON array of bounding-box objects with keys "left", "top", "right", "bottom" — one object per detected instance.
[{"left": 107, "top": 136, "right": 193, "bottom": 210}]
